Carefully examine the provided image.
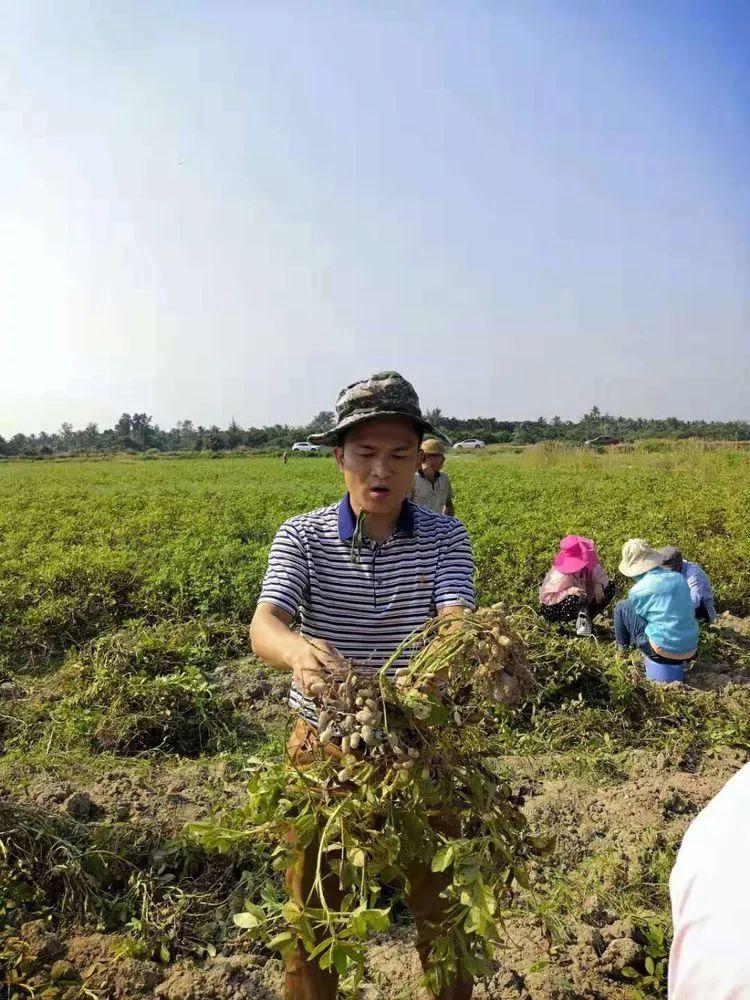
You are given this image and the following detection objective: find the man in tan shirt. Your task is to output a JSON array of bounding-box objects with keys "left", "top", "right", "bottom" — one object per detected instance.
[{"left": 410, "top": 438, "right": 455, "bottom": 515}]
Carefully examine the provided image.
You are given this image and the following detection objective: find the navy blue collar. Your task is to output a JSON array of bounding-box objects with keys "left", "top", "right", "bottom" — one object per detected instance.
[{"left": 337, "top": 492, "right": 415, "bottom": 542}]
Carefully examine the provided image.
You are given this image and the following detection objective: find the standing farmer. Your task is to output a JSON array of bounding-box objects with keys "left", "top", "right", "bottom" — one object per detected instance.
[
  {"left": 411, "top": 438, "right": 455, "bottom": 515},
  {"left": 250, "top": 371, "right": 475, "bottom": 1000}
]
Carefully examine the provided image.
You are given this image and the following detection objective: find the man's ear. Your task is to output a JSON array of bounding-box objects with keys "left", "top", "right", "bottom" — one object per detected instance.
[
  {"left": 417, "top": 448, "right": 425, "bottom": 467},
  {"left": 333, "top": 446, "right": 345, "bottom": 472}
]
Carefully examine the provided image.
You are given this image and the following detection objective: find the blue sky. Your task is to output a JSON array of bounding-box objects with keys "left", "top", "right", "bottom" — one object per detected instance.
[{"left": 1, "top": 0, "right": 748, "bottom": 433}]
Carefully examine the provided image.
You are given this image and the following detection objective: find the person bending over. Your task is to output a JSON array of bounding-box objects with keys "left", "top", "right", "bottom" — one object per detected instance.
[
  {"left": 614, "top": 539, "right": 698, "bottom": 664},
  {"left": 539, "top": 535, "right": 615, "bottom": 637},
  {"left": 659, "top": 546, "right": 716, "bottom": 623}
]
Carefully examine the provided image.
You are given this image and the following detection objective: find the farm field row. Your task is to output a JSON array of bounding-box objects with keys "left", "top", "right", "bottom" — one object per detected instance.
[{"left": 1, "top": 445, "right": 748, "bottom": 663}]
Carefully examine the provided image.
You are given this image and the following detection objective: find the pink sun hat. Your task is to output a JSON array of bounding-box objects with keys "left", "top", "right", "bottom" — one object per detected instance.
[{"left": 553, "top": 535, "right": 598, "bottom": 574}]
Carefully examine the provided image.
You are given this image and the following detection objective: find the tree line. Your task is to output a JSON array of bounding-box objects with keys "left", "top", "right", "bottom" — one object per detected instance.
[{"left": 1, "top": 406, "right": 749, "bottom": 457}]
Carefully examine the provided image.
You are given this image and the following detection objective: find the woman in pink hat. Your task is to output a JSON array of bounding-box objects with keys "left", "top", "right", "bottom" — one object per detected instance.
[{"left": 539, "top": 535, "right": 615, "bottom": 636}]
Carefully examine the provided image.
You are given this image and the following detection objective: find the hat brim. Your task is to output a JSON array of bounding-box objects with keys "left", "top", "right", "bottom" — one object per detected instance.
[
  {"left": 619, "top": 554, "right": 663, "bottom": 577},
  {"left": 553, "top": 554, "right": 590, "bottom": 574},
  {"left": 308, "top": 410, "right": 446, "bottom": 446}
]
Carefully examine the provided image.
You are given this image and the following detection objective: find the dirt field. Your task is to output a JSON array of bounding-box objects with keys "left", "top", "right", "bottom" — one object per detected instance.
[{"left": 5, "top": 613, "right": 749, "bottom": 1000}]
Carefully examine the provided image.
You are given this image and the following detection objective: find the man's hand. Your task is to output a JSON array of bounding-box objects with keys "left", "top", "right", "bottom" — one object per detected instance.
[
  {"left": 250, "top": 603, "right": 348, "bottom": 697},
  {"left": 290, "top": 636, "right": 348, "bottom": 696},
  {"left": 592, "top": 583, "right": 605, "bottom": 604}
]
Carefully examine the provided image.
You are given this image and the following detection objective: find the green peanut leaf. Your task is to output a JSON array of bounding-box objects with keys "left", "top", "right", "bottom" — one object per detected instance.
[
  {"left": 233, "top": 904, "right": 264, "bottom": 930},
  {"left": 431, "top": 846, "right": 455, "bottom": 872},
  {"left": 267, "top": 931, "right": 297, "bottom": 958}
]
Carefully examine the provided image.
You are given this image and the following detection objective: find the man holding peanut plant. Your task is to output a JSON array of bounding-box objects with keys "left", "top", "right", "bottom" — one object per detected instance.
[{"left": 250, "top": 371, "right": 476, "bottom": 1000}]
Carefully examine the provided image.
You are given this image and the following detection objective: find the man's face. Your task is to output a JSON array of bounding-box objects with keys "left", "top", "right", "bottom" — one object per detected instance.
[
  {"left": 334, "top": 417, "right": 422, "bottom": 517},
  {"left": 423, "top": 453, "right": 445, "bottom": 474}
]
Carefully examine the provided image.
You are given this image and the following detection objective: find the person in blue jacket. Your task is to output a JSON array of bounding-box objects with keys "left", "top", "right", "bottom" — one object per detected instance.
[
  {"left": 614, "top": 538, "right": 699, "bottom": 664},
  {"left": 659, "top": 546, "right": 717, "bottom": 623}
]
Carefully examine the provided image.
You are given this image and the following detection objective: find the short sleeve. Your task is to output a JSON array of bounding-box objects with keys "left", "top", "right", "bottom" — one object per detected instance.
[
  {"left": 258, "top": 521, "right": 309, "bottom": 617},
  {"left": 434, "top": 521, "right": 475, "bottom": 610}
]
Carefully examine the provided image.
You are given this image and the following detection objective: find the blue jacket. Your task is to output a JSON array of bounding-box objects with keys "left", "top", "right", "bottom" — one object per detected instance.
[{"left": 629, "top": 566, "right": 699, "bottom": 655}]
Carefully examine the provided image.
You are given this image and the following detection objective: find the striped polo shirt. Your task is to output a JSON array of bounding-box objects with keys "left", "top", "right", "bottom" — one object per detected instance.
[{"left": 258, "top": 493, "right": 475, "bottom": 725}]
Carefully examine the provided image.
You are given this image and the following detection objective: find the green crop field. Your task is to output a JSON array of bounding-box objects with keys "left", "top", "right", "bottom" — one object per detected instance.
[{"left": 2, "top": 443, "right": 750, "bottom": 999}]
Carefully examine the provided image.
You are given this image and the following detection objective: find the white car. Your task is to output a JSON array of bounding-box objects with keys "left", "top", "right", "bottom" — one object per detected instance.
[
  {"left": 291, "top": 442, "right": 320, "bottom": 453},
  {"left": 452, "top": 439, "right": 485, "bottom": 450}
]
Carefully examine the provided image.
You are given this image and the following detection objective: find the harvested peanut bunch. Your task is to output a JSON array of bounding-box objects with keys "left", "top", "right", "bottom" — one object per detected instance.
[
  {"left": 389, "top": 602, "right": 534, "bottom": 709},
  {"left": 306, "top": 603, "right": 535, "bottom": 784},
  {"left": 193, "top": 605, "right": 545, "bottom": 992}
]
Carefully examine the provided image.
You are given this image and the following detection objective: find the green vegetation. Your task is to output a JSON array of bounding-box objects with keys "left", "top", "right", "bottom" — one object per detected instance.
[
  {"left": 1, "top": 443, "right": 749, "bottom": 998},
  {"left": 2, "top": 405, "right": 750, "bottom": 457},
  {"left": 2, "top": 443, "right": 748, "bottom": 665}
]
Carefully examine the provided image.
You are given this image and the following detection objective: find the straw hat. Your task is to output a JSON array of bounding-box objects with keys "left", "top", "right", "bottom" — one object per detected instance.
[
  {"left": 619, "top": 538, "right": 663, "bottom": 578},
  {"left": 422, "top": 438, "right": 446, "bottom": 456}
]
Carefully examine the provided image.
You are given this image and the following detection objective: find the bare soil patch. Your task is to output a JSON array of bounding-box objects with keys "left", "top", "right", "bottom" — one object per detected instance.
[{"left": 4, "top": 634, "right": 750, "bottom": 1000}]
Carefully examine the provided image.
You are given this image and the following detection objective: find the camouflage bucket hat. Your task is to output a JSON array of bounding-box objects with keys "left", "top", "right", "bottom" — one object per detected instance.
[{"left": 308, "top": 371, "right": 444, "bottom": 446}]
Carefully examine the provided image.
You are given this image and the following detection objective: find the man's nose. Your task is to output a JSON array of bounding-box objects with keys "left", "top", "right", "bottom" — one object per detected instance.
[{"left": 370, "top": 456, "right": 391, "bottom": 478}]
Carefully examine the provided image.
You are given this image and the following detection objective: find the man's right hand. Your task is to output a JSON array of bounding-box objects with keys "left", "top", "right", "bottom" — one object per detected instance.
[
  {"left": 290, "top": 636, "right": 348, "bottom": 696},
  {"left": 249, "top": 603, "right": 349, "bottom": 697}
]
